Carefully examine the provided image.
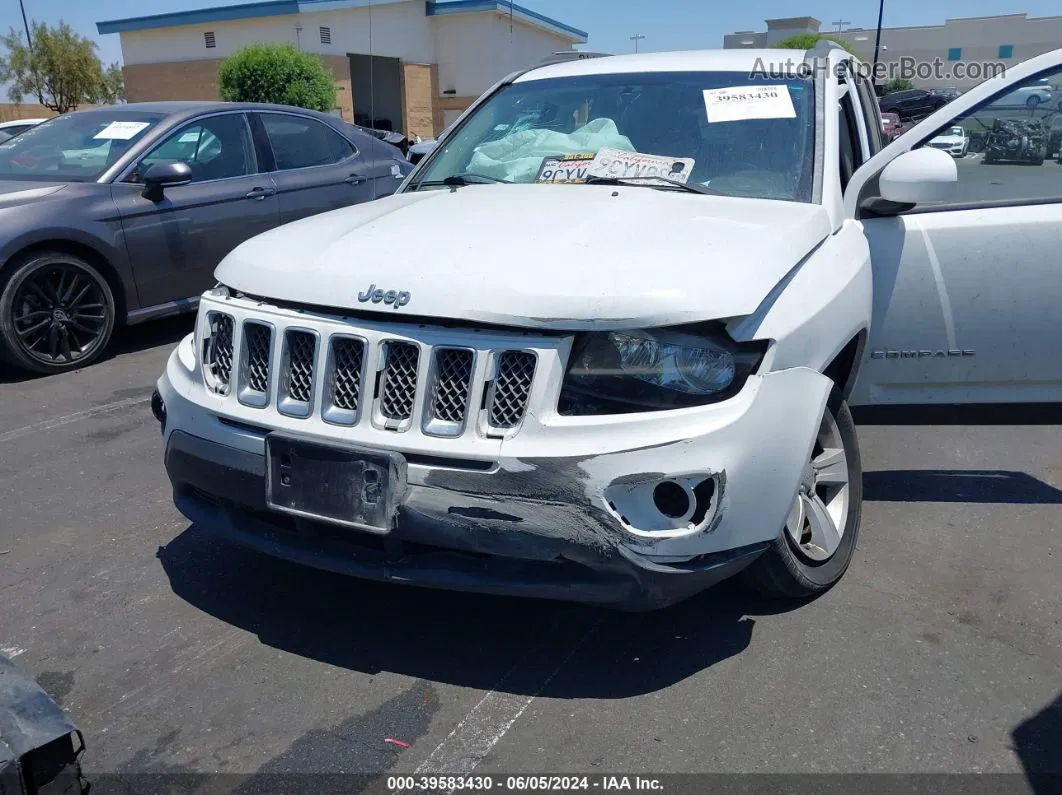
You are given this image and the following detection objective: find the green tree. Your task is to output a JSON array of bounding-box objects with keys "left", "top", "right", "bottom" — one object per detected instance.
[
  {"left": 218, "top": 44, "right": 336, "bottom": 112},
  {"left": 773, "top": 33, "right": 859, "bottom": 56},
  {"left": 99, "top": 62, "right": 126, "bottom": 104},
  {"left": 883, "top": 77, "right": 914, "bottom": 94},
  {"left": 0, "top": 21, "right": 108, "bottom": 112}
]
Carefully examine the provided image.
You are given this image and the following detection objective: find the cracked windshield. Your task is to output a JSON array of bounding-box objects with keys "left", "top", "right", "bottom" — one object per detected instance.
[{"left": 414, "top": 72, "right": 815, "bottom": 200}]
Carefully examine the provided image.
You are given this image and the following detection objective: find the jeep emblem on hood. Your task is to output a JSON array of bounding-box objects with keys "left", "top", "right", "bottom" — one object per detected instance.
[{"left": 358, "top": 284, "right": 411, "bottom": 310}]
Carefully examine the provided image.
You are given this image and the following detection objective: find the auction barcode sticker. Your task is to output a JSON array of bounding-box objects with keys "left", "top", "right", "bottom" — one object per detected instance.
[{"left": 703, "top": 85, "right": 796, "bottom": 123}]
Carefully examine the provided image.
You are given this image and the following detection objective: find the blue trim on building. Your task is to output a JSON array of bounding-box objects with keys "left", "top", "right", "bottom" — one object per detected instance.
[
  {"left": 97, "top": 1, "right": 298, "bottom": 34},
  {"left": 426, "top": 1, "right": 587, "bottom": 40},
  {"left": 97, "top": 0, "right": 586, "bottom": 41}
]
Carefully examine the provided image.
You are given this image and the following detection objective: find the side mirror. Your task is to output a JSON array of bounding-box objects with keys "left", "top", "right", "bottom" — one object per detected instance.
[
  {"left": 141, "top": 161, "right": 192, "bottom": 200},
  {"left": 878, "top": 147, "right": 957, "bottom": 205}
]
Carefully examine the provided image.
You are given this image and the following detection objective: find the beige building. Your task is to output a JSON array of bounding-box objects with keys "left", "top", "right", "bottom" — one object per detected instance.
[
  {"left": 97, "top": 0, "right": 587, "bottom": 140},
  {"left": 724, "top": 13, "right": 1062, "bottom": 89}
]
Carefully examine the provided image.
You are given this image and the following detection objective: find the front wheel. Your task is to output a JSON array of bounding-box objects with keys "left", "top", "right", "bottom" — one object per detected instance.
[
  {"left": 743, "top": 397, "right": 862, "bottom": 599},
  {"left": 1026, "top": 95, "right": 1042, "bottom": 109},
  {"left": 0, "top": 252, "right": 116, "bottom": 374}
]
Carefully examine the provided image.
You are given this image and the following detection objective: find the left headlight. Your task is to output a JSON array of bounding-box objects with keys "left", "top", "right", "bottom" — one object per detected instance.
[{"left": 558, "top": 326, "right": 768, "bottom": 415}]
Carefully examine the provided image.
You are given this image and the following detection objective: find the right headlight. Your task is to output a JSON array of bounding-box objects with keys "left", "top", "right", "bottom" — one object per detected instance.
[{"left": 558, "top": 326, "right": 768, "bottom": 416}]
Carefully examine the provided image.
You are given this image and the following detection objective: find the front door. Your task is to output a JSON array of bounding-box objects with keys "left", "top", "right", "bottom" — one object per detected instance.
[
  {"left": 255, "top": 112, "right": 376, "bottom": 225},
  {"left": 112, "top": 112, "right": 280, "bottom": 308},
  {"left": 847, "top": 58, "right": 1062, "bottom": 406}
]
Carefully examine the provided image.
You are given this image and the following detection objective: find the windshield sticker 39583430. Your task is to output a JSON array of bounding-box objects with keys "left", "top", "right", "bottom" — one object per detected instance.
[{"left": 703, "top": 85, "right": 797, "bottom": 123}]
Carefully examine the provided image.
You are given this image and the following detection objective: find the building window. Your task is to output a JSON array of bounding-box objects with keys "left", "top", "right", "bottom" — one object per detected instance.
[
  {"left": 319, "top": 26, "right": 331, "bottom": 45},
  {"left": 947, "top": 47, "right": 961, "bottom": 61},
  {"left": 204, "top": 31, "right": 216, "bottom": 49},
  {"left": 998, "top": 44, "right": 1013, "bottom": 59}
]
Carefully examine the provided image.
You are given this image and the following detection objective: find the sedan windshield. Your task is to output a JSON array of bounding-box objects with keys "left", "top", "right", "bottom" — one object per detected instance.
[
  {"left": 413, "top": 71, "right": 816, "bottom": 202},
  {"left": 0, "top": 111, "right": 165, "bottom": 182}
]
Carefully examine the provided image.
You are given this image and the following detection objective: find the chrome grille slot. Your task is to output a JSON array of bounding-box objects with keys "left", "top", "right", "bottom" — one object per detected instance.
[
  {"left": 379, "top": 341, "right": 420, "bottom": 425},
  {"left": 278, "top": 329, "right": 317, "bottom": 417},
  {"left": 489, "top": 351, "right": 536, "bottom": 430},
  {"left": 322, "top": 336, "right": 365, "bottom": 426},
  {"left": 431, "top": 349, "right": 474, "bottom": 423},
  {"left": 424, "top": 348, "right": 474, "bottom": 437},
  {"left": 203, "top": 312, "right": 234, "bottom": 395},
  {"left": 238, "top": 321, "right": 274, "bottom": 408}
]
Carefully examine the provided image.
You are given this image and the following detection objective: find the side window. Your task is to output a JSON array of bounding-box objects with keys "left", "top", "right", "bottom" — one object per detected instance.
[
  {"left": 913, "top": 65, "right": 1062, "bottom": 208},
  {"left": 136, "top": 114, "right": 256, "bottom": 183},
  {"left": 260, "top": 114, "right": 357, "bottom": 171}
]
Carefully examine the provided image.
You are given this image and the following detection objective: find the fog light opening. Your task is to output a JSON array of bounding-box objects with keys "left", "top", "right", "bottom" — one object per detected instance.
[
  {"left": 653, "top": 480, "right": 690, "bottom": 519},
  {"left": 689, "top": 477, "right": 717, "bottom": 526}
]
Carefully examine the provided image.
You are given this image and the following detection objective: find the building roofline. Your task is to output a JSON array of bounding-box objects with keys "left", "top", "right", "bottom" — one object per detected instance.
[
  {"left": 98, "top": 0, "right": 298, "bottom": 34},
  {"left": 97, "top": 0, "right": 586, "bottom": 42},
  {"left": 426, "top": 1, "right": 587, "bottom": 41}
]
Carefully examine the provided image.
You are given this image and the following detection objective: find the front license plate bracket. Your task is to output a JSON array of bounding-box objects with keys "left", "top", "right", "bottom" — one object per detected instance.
[{"left": 265, "top": 433, "right": 406, "bottom": 534}]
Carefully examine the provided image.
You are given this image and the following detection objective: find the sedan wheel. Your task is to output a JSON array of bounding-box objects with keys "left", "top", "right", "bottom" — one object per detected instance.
[
  {"left": 743, "top": 397, "right": 863, "bottom": 599},
  {"left": 0, "top": 252, "right": 116, "bottom": 374},
  {"left": 1027, "top": 95, "right": 1041, "bottom": 109}
]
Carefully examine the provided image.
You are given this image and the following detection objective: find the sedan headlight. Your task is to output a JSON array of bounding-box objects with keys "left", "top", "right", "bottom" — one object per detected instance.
[{"left": 558, "top": 326, "right": 768, "bottom": 415}]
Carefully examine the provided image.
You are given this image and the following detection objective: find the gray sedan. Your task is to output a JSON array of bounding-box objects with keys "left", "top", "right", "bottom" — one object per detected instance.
[{"left": 0, "top": 101, "right": 412, "bottom": 374}]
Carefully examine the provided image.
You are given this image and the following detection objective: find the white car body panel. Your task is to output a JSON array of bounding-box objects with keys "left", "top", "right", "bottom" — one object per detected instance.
[
  {"left": 216, "top": 184, "right": 834, "bottom": 330},
  {"left": 846, "top": 47, "right": 1062, "bottom": 405},
  {"left": 729, "top": 221, "right": 871, "bottom": 377}
]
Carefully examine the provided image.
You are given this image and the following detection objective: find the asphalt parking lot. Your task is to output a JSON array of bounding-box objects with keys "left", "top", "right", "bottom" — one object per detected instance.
[{"left": 1, "top": 317, "right": 1060, "bottom": 790}]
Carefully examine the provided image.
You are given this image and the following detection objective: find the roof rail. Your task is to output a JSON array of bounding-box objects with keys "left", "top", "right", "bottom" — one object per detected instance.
[
  {"left": 537, "top": 50, "right": 611, "bottom": 66},
  {"left": 807, "top": 39, "right": 849, "bottom": 58}
]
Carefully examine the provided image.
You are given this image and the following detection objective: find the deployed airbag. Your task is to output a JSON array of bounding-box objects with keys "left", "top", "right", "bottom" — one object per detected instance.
[{"left": 468, "top": 118, "right": 635, "bottom": 182}]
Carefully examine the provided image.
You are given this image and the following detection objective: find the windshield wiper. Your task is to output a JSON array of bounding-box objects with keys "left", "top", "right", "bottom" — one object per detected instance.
[
  {"left": 415, "top": 173, "right": 512, "bottom": 189},
  {"left": 585, "top": 175, "right": 721, "bottom": 195}
]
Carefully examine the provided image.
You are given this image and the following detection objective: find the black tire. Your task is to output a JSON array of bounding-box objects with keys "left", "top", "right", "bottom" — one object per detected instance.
[
  {"left": 1026, "top": 96, "right": 1041, "bottom": 109},
  {"left": 743, "top": 397, "right": 863, "bottom": 600},
  {"left": 0, "top": 251, "right": 116, "bottom": 375}
]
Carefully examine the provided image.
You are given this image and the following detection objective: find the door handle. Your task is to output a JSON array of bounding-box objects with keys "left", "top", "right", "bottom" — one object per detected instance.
[
  {"left": 345, "top": 174, "right": 368, "bottom": 185},
  {"left": 245, "top": 186, "right": 276, "bottom": 200}
]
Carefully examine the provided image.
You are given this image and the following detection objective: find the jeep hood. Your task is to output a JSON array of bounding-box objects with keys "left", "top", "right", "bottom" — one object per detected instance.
[{"left": 217, "top": 184, "right": 832, "bottom": 330}]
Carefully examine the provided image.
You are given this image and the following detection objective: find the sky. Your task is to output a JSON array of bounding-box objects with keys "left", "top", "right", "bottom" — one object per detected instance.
[{"left": 3, "top": 0, "right": 1062, "bottom": 67}]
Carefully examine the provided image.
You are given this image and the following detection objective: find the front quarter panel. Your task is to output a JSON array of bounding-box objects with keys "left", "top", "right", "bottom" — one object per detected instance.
[
  {"left": 0, "top": 187, "right": 136, "bottom": 309},
  {"left": 728, "top": 220, "right": 871, "bottom": 383}
]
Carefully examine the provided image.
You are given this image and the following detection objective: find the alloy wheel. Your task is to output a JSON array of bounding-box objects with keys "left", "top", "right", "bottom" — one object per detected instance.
[
  {"left": 784, "top": 410, "right": 851, "bottom": 563},
  {"left": 11, "top": 263, "right": 111, "bottom": 366}
]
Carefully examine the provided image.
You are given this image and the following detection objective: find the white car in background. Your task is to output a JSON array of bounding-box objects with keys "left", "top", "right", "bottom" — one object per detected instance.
[
  {"left": 154, "top": 45, "right": 1062, "bottom": 611},
  {"left": 0, "top": 118, "right": 48, "bottom": 142},
  {"left": 928, "top": 125, "right": 969, "bottom": 157},
  {"left": 1002, "top": 79, "right": 1053, "bottom": 108},
  {"left": 406, "top": 133, "right": 441, "bottom": 165}
]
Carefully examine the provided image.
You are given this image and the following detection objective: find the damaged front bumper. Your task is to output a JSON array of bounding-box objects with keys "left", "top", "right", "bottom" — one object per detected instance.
[{"left": 158, "top": 341, "right": 832, "bottom": 610}]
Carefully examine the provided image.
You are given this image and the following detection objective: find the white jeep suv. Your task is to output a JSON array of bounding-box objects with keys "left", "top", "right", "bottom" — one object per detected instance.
[{"left": 154, "top": 44, "right": 1062, "bottom": 609}]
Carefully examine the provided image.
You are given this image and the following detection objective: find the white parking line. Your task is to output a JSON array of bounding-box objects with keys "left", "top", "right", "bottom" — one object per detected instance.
[
  {"left": 0, "top": 395, "right": 150, "bottom": 444},
  {"left": 415, "top": 617, "right": 602, "bottom": 780}
]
